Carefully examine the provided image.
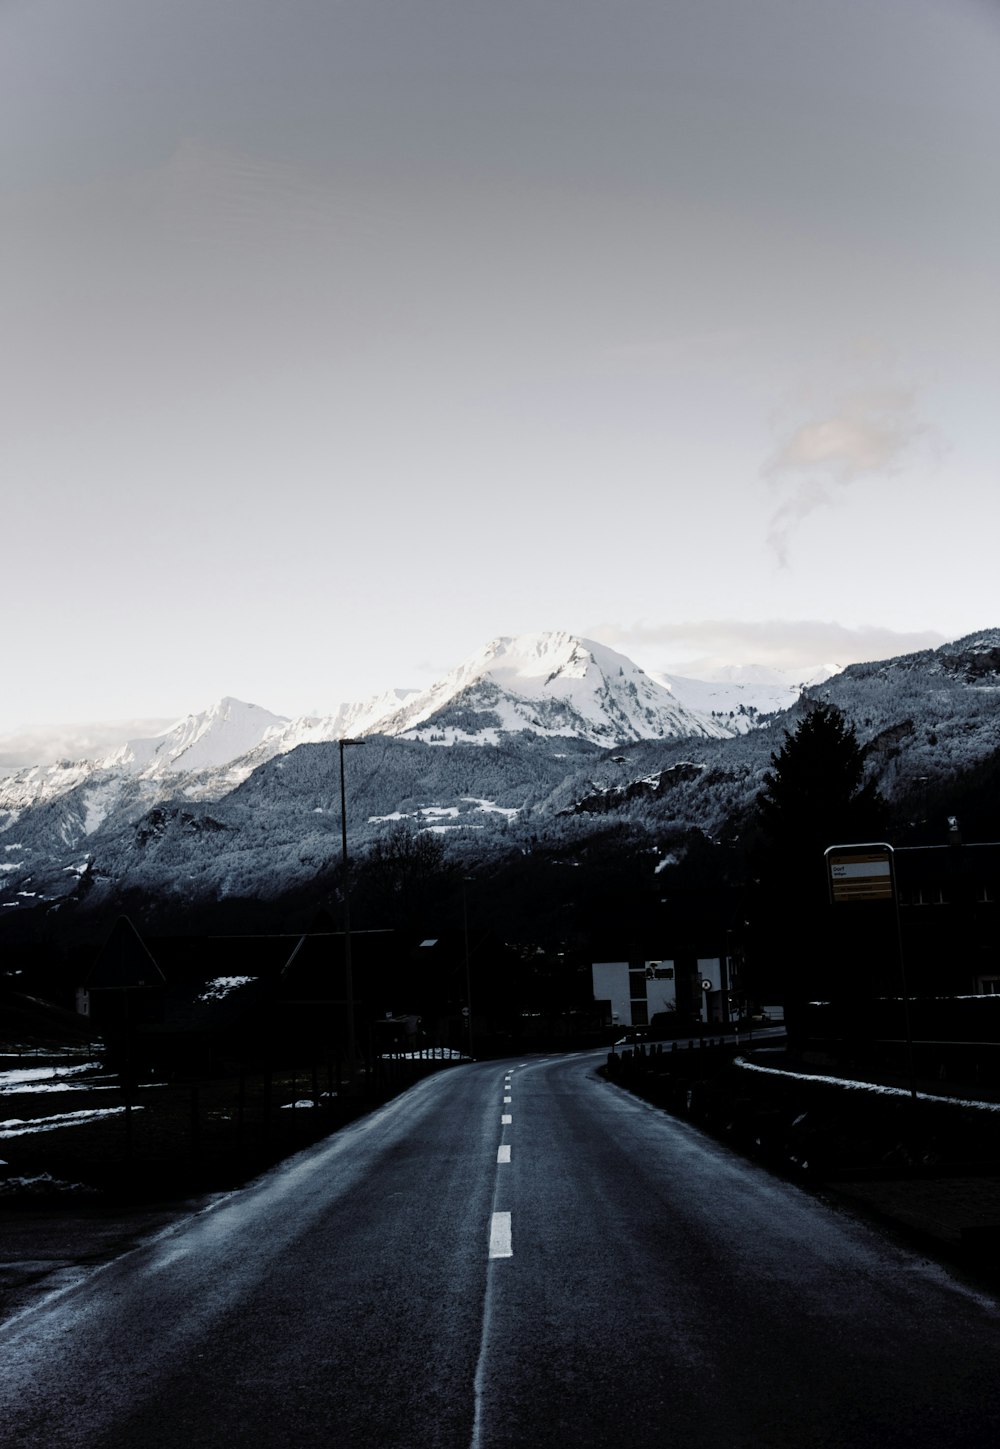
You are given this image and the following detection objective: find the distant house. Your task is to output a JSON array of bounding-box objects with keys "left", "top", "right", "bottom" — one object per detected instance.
[
  {"left": 81, "top": 916, "right": 281, "bottom": 1074},
  {"left": 592, "top": 951, "right": 739, "bottom": 1032},
  {"left": 894, "top": 841, "right": 1000, "bottom": 995},
  {"left": 82, "top": 915, "right": 168, "bottom": 1058},
  {"left": 818, "top": 841, "right": 1000, "bottom": 1001}
]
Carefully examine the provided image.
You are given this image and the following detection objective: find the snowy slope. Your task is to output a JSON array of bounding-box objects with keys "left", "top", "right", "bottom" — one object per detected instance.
[
  {"left": 649, "top": 663, "right": 837, "bottom": 734},
  {"left": 0, "top": 633, "right": 725, "bottom": 852},
  {"left": 0, "top": 759, "right": 98, "bottom": 832},
  {"left": 0, "top": 691, "right": 424, "bottom": 837},
  {"left": 0, "top": 700, "right": 291, "bottom": 843},
  {"left": 374, "top": 632, "right": 733, "bottom": 745},
  {"left": 108, "top": 698, "right": 290, "bottom": 774},
  {"left": 247, "top": 689, "right": 418, "bottom": 758}
]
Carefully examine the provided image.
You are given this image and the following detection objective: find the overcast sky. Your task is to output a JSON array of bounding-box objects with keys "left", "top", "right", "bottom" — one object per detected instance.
[{"left": 4, "top": 0, "right": 998, "bottom": 739}]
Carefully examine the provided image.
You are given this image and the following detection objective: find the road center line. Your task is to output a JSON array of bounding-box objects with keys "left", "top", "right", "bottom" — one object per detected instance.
[
  {"left": 470, "top": 1073, "right": 520, "bottom": 1449},
  {"left": 489, "top": 1211, "right": 513, "bottom": 1259}
]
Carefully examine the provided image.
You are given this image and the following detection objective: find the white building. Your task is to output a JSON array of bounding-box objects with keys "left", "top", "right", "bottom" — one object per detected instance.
[{"left": 592, "top": 957, "right": 725, "bottom": 1028}]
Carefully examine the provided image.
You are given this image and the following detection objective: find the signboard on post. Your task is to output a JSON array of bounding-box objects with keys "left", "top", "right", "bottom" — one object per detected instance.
[
  {"left": 825, "top": 840, "right": 916, "bottom": 1099},
  {"left": 825, "top": 843, "right": 895, "bottom": 904}
]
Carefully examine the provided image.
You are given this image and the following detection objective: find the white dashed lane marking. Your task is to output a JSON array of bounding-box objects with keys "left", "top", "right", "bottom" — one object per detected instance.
[
  {"left": 501, "top": 1113, "right": 511, "bottom": 1125},
  {"left": 497, "top": 1145, "right": 511, "bottom": 1164},
  {"left": 489, "top": 1211, "right": 513, "bottom": 1259}
]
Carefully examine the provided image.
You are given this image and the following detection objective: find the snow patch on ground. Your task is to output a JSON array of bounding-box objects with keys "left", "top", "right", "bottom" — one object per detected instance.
[
  {"left": 81, "top": 779, "right": 123, "bottom": 836},
  {"left": 0, "top": 1062, "right": 102, "bottom": 1091},
  {"left": 403, "top": 726, "right": 503, "bottom": 746},
  {"left": 280, "top": 1092, "right": 337, "bottom": 1109},
  {"left": 370, "top": 802, "right": 506, "bottom": 827},
  {"left": 0, "top": 1106, "right": 143, "bottom": 1137},
  {"left": 380, "top": 1048, "right": 468, "bottom": 1061},
  {"left": 734, "top": 1057, "right": 1000, "bottom": 1111},
  {"left": 461, "top": 797, "right": 519, "bottom": 819},
  {"left": 654, "top": 852, "right": 680, "bottom": 874},
  {"left": 0, "top": 1171, "right": 100, "bottom": 1196},
  {"left": 197, "top": 976, "right": 255, "bottom": 1002}
]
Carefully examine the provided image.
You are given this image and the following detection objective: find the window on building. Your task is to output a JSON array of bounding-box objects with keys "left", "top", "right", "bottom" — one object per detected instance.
[
  {"left": 630, "top": 1001, "right": 649, "bottom": 1026},
  {"left": 912, "top": 886, "right": 949, "bottom": 905},
  {"left": 980, "top": 979, "right": 1000, "bottom": 995}
]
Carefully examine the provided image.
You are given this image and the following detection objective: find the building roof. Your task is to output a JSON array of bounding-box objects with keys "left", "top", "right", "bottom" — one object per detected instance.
[{"left": 86, "top": 915, "right": 166, "bottom": 990}]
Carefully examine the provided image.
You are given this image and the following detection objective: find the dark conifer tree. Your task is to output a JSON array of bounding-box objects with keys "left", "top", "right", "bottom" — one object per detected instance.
[
  {"left": 757, "top": 702, "right": 885, "bottom": 855},
  {"left": 751, "top": 703, "right": 887, "bottom": 1013}
]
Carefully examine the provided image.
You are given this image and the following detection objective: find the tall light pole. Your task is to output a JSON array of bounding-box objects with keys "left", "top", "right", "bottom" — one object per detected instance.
[
  {"left": 339, "top": 738, "right": 363, "bottom": 1071},
  {"left": 462, "top": 877, "right": 475, "bottom": 1060}
]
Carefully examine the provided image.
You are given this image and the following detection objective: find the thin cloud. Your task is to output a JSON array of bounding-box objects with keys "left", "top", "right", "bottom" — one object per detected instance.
[
  {"left": 765, "top": 481, "right": 834, "bottom": 570},
  {"left": 0, "top": 719, "right": 177, "bottom": 772},
  {"left": 591, "top": 620, "right": 947, "bottom": 673},
  {"left": 761, "top": 387, "right": 928, "bottom": 562},
  {"left": 766, "top": 389, "right": 921, "bottom": 481}
]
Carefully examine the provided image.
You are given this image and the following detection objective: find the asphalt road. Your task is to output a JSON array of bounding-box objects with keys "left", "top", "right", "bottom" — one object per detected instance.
[{"left": 3, "top": 1052, "right": 1000, "bottom": 1448}]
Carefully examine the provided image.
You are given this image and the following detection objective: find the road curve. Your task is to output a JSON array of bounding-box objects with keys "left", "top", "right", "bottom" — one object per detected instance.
[{"left": 2, "top": 1051, "right": 999, "bottom": 1448}]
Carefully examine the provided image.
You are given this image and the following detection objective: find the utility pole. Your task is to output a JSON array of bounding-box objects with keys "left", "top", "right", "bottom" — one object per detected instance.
[
  {"left": 462, "top": 878, "right": 475, "bottom": 1060},
  {"left": 339, "top": 738, "right": 363, "bottom": 1071}
]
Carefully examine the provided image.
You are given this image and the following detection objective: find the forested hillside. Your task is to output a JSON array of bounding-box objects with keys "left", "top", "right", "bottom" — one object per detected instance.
[{"left": 2, "top": 631, "right": 999, "bottom": 948}]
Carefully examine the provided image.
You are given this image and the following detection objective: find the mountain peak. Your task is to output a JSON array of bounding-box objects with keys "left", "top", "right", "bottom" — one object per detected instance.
[
  {"left": 372, "top": 630, "right": 732, "bottom": 746},
  {"left": 109, "top": 697, "right": 290, "bottom": 775}
]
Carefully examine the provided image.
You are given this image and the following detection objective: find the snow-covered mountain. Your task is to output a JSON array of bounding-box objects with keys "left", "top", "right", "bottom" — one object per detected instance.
[
  {"left": 654, "top": 663, "right": 837, "bottom": 733},
  {"left": 0, "top": 699, "right": 291, "bottom": 844},
  {"left": 237, "top": 688, "right": 419, "bottom": 765},
  {"left": 0, "top": 634, "right": 725, "bottom": 847},
  {"left": 3, "top": 628, "right": 1000, "bottom": 927},
  {"left": 108, "top": 698, "right": 290, "bottom": 774},
  {"left": 373, "top": 632, "right": 731, "bottom": 745},
  {"left": 0, "top": 699, "right": 287, "bottom": 804}
]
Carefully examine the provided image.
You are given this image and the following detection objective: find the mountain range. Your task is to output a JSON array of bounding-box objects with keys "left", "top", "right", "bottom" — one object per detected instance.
[
  {"left": 1, "top": 628, "right": 998, "bottom": 932},
  {"left": 0, "top": 632, "right": 805, "bottom": 819}
]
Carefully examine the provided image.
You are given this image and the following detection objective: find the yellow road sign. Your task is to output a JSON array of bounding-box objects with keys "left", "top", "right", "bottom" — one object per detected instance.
[{"left": 826, "top": 844, "right": 895, "bottom": 903}]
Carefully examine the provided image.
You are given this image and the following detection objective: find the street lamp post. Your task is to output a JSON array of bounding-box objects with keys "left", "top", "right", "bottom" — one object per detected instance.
[
  {"left": 725, "top": 928, "right": 737, "bottom": 1045},
  {"left": 339, "top": 738, "right": 363, "bottom": 1071},
  {"left": 462, "top": 877, "right": 475, "bottom": 1060}
]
